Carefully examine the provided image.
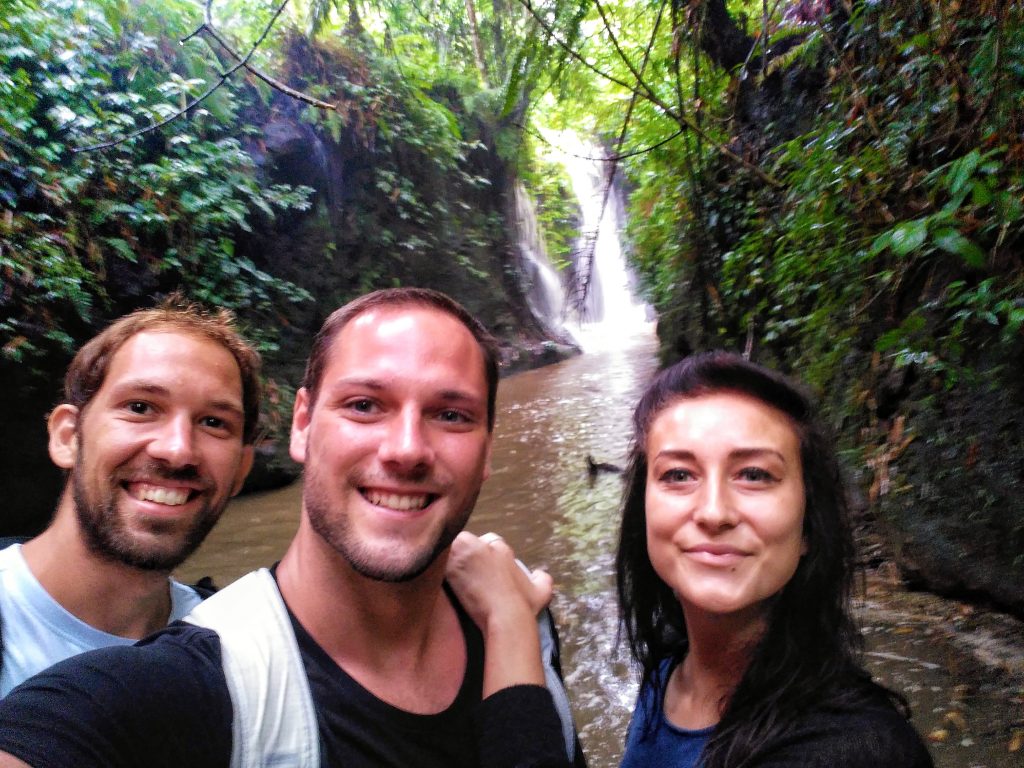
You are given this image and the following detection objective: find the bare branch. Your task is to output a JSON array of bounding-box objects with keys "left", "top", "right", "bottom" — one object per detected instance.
[
  {"left": 516, "top": 0, "right": 783, "bottom": 188},
  {"left": 520, "top": 0, "right": 654, "bottom": 103},
  {"left": 520, "top": 122, "right": 685, "bottom": 162},
  {"left": 75, "top": 0, "right": 337, "bottom": 153},
  {"left": 197, "top": 24, "right": 338, "bottom": 111},
  {"left": 75, "top": 56, "right": 247, "bottom": 152},
  {"left": 572, "top": 0, "right": 668, "bottom": 314}
]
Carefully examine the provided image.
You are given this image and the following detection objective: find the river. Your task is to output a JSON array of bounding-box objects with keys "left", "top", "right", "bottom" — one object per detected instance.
[{"left": 178, "top": 327, "right": 1021, "bottom": 768}]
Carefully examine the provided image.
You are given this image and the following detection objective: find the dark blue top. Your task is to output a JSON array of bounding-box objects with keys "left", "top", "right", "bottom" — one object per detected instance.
[
  {"left": 620, "top": 659, "right": 711, "bottom": 768},
  {"left": 617, "top": 657, "right": 934, "bottom": 768}
]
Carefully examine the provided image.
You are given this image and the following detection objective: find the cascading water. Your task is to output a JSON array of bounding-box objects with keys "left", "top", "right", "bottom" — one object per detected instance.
[
  {"left": 511, "top": 130, "right": 651, "bottom": 352},
  {"left": 552, "top": 131, "right": 652, "bottom": 351},
  {"left": 511, "top": 182, "right": 568, "bottom": 337}
]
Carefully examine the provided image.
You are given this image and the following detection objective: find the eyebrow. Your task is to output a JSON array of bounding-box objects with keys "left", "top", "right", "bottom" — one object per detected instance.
[
  {"left": 109, "top": 381, "right": 244, "bottom": 416},
  {"left": 437, "top": 389, "right": 485, "bottom": 406},
  {"left": 326, "top": 378, "right": 485, "bottom": 407},
  {"left": 654, "top": 447, "right": 789, "bottom": 463}
]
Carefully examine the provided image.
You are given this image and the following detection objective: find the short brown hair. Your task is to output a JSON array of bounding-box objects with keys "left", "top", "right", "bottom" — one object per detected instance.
[
  {"left": 64, "top": 294, "right": 262, "bottom": 443},
  {"left": 303, "top": 288, "right": 499, "bottom": 431}
]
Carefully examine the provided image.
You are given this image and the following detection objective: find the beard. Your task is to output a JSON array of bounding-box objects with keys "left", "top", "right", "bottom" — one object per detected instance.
[
  {"left": 303, "top": 464, "right": 478, "bottom": 583},
  {"left": 72, "top": 458, "right": 224, "bottom": 573}
]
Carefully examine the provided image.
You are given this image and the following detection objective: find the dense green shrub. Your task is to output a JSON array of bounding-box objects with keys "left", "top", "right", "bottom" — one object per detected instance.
[{"left": 0, "top": 0, "right": 312, "bottom": 370}]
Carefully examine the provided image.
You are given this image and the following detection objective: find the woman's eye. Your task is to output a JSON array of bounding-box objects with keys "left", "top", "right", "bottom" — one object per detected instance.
[
  {"left": 738, "top": 467, "right": 775, "bottom": 483},
  {"left": 127, "top": 401, "right": 151, "bottom": 415},
  {"left": 660, "top": 468, "right": 693, "bottom": 483}
]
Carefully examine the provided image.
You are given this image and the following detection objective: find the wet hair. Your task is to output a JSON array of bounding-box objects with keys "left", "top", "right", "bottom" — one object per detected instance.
[
  {"left": 302, "top": 287, "right": 500, "bottom": 431},
  {"left": 63, "top": 294, "right": 262, "bottom": 444},
  {"left": 615, "top": 350, "right": 894, "bottom": 767}
]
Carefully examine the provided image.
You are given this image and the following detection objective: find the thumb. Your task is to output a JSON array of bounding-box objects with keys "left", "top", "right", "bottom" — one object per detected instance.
[{"left": 528, "top": 568, "right": 554, "bottom": 614}]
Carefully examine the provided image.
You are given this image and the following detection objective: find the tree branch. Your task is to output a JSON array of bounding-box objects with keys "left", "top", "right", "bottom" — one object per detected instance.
[
  {"left": 75, "top": 0, "right": 338, "bottom": 153},
  {"left": 573, "top": 0, "right": 668, "bottom": 314},
  {"left": 516, "top": 0, "right": 782, "bottom": 187}
]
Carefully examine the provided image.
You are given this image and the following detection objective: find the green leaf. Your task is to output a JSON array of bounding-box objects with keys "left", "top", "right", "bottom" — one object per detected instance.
[
  {"left": 933, "top": 228, "right": 986, "bottom": 268},
  {"left": 946, "top": 150, "right": 980, "bottom": 197},
  {"left": 103, "top": 237, "right": 138, "bottom": 262},
  {"left": 970, "top": 180, "right": 993, "bottom": 207},
  {"left": 888, "top": 219, "right": 929, "bottom": 256}
]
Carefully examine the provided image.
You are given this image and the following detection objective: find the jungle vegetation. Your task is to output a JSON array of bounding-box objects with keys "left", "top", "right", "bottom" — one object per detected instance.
[{"left": 1, "top": 0, "right": 1021, "bottom": 611}]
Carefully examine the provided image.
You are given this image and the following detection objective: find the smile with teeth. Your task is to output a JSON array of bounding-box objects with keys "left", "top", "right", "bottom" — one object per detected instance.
[
  {"left": 362, "top": 489, "right": 433, "bottom": 512},
  {"left": 126, "top": 482, "right": 193, "bottom": 507}
]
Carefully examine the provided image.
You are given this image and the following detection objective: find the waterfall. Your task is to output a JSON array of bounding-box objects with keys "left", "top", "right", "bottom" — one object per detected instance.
[
  {"left": 554, "top": 132, "right": 652, "bottom": 350},
  {"left": 510, "top": 131, "right": 651, "bottom": 352},
  {"left": 511, "top": 182, "right": 568, "bottom": 335}
]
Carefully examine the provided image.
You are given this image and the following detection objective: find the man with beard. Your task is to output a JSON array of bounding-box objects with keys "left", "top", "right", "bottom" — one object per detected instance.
[
  {"left": 0, "top": 297, "right": 259, "bottom": 696},
  {"left": 0, "top": 288, "right": 583, "bottom": 768}
]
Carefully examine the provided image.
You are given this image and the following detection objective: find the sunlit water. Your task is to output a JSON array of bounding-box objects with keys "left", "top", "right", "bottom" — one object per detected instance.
[{"left": 179, "top": 330, "right": 1019, "bottom": 768}]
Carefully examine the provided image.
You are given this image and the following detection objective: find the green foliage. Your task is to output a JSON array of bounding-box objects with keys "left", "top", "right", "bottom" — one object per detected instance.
[
  {"left": 0, "top": 0, "right": 312, "bottom": 368},
  {"left": 616, "top": 1, "right": 1024, "bottom": 401}
]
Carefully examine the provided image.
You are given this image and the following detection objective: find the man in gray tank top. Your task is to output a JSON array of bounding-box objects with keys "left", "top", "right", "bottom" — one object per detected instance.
[{"left": 0, "top": 296, "right": 259, "bottom": 696}]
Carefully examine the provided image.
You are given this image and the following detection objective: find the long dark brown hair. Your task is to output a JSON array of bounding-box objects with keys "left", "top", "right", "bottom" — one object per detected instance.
[{"left": 616, "top": 351, "right": 898, "bottom": 767}]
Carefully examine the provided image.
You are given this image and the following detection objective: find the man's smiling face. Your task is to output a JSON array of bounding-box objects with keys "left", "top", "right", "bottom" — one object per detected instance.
[
  {"left": 290, "top": 305, "right": 493, "bottom": 583},
  {"left": 54, "top": 330, "right": 253, "bottom": 571}
]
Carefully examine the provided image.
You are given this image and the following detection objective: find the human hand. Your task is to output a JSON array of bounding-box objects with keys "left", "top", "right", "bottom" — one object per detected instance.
[
  {"left": 447, "top": 531, "right": 552, "bottom": 693},
  {"left": 447, "top": 531, "right": 553, "bottom": 633}
]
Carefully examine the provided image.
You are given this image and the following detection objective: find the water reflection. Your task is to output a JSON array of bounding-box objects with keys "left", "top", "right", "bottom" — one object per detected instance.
[{"left": 468, "top": 329, "right": 661, "bottom": 767}]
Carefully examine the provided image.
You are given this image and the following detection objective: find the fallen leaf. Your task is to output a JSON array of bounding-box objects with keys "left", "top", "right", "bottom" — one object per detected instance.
[
  {"left": 943, "top": 711, "right": 967, "bottom": 730},
  {"left": 1009, "top": 729, "right": 1023, "bottom": 752}
]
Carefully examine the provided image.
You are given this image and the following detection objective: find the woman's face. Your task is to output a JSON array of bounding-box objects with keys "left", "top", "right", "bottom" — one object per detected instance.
[{"left": 645, "top": 391, "right": 807, "bottom": 624}]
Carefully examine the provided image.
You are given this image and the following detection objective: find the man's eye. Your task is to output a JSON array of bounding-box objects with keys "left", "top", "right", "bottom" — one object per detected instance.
[
  {"left": 438, "top": 409, "right": 470, "bottom": 424},
  {"left": 346, "top": 399, "right": 377, "bottom": 414},
  {"left": 127, "top": 402, "right": 150, "bottom": 415},
  {"left": 201, "top": 416, "right": 227, "bottom": 430}
]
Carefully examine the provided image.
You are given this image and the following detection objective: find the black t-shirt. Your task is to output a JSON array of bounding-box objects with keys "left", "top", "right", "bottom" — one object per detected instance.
[{"left": 0, "top": 588, "right": 575, "bottom": 768}]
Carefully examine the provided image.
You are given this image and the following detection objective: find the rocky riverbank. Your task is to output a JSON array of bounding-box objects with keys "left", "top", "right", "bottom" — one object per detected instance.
[{"left": 860, "top": 568, "right": 1024, "bottom": 767}]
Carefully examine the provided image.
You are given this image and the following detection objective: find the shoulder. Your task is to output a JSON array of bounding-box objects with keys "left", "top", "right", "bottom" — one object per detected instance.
[
  {"left": 0, "top": 624, "right": 232, "bottom": 768},
  {"left": 756, "top": 682, "right": 934, "bottom": 768},
  {"left": 2, "top": 622, "right": 227, "bottom": 706},
  {"left": 0, "top": 542, "right": 24, "bottom": 572},
  {"left": 168, "top": 578, "right": 206, "bottom": 619}
]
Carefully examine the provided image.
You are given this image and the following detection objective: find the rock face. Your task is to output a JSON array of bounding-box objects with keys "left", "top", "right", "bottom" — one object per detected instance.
[{"left": 876, "top": 361, "right": 1024, "bottom": 616}]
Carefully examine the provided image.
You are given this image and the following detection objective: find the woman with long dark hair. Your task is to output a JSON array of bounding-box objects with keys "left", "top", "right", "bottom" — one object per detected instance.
[
  {"left": 448, "top": 350, "right": 932, "bottom": 767},
  {"left": 614, "top": 350, "right": 931, "bottom": 767}
]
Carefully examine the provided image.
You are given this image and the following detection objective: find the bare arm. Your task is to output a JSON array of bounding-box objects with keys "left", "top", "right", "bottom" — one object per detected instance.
[
  {"left": 446, "top": 531, "right": 553, "bottom": 696},
  {"left": 0, "top": 753, "right": 33, "bottom": 768}
]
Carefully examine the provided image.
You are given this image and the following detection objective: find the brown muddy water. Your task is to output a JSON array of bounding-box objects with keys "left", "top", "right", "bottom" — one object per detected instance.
[{"left": 178, "top": 328, "right": 1023, "bottom": 768}]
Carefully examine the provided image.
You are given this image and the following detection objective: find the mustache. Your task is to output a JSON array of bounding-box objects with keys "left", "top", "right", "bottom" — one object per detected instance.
[{"left": 118, "top": 462, "right": 206, "bottom": 486}]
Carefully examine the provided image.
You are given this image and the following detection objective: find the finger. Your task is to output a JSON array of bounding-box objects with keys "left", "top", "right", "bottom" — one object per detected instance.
[
  {"left": 529, "top": 569, "right": 554, "bottom": 611},
  {"left": 451, "top": 530, "right": 480, "bottom": 555},
  {"left": 479, "top": 532, "right": 505, "bottom": 545}
]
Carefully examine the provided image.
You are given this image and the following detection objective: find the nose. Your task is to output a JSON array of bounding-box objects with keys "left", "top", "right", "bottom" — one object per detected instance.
[
  {"left": 147, "top": 414, "right": 199, "bottom": 468},
  {"left": 692, "top": 477, "right": 738, "bottom": 531},
  {"left": 378, "top": 409, "right": 434, "bottom": 474}
]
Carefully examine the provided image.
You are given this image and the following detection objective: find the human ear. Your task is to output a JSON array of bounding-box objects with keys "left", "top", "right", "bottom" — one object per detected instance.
[
  {"left": 482, "top": 434, "right": 493, "bottom": 481},
  {"left": 230, "top": 446, "right": 255, "bottom": 496},
  {"left": 47, "top": 404, "right": 80, "bottom": 470},
  {"left": 289, "top": 388, "right": 312, "bottom": 465}
]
